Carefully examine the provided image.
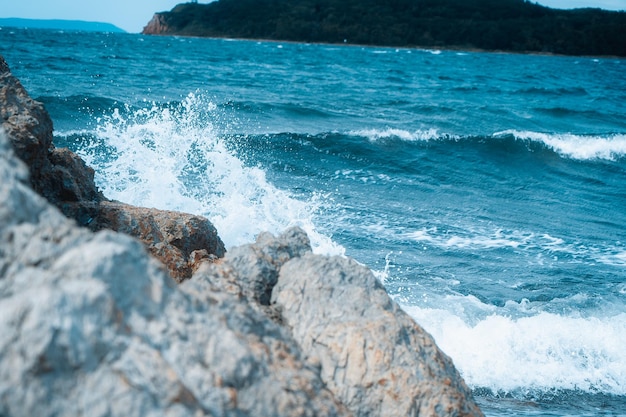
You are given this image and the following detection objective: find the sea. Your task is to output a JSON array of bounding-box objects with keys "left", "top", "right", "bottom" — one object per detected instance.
[{"left": 1, "top": 27, "right": 625, "bottom": 416}]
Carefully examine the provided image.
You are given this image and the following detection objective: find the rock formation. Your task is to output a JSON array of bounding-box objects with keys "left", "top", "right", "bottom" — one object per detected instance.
[
  {"left": 273, "top": 255, "right": 482, "bottom": 416},
  {"left": 0, "top": 131, "right": 349, "bottom": 416},
  {"left": 142, "top": 13, "right": 171, "bottom": 35},
  {"left": 0, "top": 55, "right": 484, "bottom": 416},
  {"left": 0, "top": 55, "right": 225, "bottom": 281}
]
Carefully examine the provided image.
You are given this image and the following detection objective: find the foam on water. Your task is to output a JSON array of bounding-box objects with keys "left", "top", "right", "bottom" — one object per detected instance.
[
  {"left": 350, "top": 127, "right": 449, "bottom": 142},
  {"left": 348, "top": 128, "right": 626, "bottom": 162},
  {"left": 404, "top": 226, "right": 626, "bottom": 267},
  {"left": 402, "top": 302, "right": 626, "bottom": 397},
  {"left": 66, "top": 93, "right": 344, "bottom": 254},
  {"left": 496, "top": 130, "right": 626, "bottom": 161}
]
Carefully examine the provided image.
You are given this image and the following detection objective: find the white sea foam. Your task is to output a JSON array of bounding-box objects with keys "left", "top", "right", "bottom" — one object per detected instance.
[
  {"left": 404, "top": 227, "right": 626, "bottom": 267},
  {"left": 597, "top": 250, "right": 626, "bottom": 267},
  {"left": 69, "top": 93, "right": 344, "bottom": 255},
  {"left": 496, "top": 130, "right": 626, "bottom": 161},
  {"left": 402, "top": 303, "right": 626, "bottom": 396},
  {"left": 405, "top": 227, "right": 535, "bottom": 250},
  {"left": 350, "top": 127, "right": 447, "bottom": 142}
]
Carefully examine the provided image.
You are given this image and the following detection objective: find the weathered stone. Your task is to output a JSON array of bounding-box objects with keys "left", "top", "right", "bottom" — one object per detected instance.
[
  {"left": 91, "top": 201, "right": 226, "bottom": 282},
  {"left": 0, "top": 129, "right": 350, "bottom": 417},
  {"left": 0, "top": 55, "right": 56, "bottom": 192},
  {"left": 0, "top": 55, "right": 225, "bottom": 280},
  {"left": 48, "top": 147, "right": 102, "bottom": 202},
  {"left": 210, "top": 227, "right": 311, "bottom": 305},
  {"left": 272, "top": 254, "right": 485, "bottom": 417},
  {"left": 143, "top": 13, "right": 172, "bottom": 35}
]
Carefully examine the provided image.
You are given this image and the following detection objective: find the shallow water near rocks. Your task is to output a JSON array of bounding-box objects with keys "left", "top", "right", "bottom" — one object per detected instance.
[{"left": 2, "top": 27, "right": 625, "bottom": 416}]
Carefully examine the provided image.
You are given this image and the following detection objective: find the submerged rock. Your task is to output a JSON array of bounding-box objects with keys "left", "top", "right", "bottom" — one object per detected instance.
[{"left": 0, "top": 55, "right": 225, "bottom": 280}]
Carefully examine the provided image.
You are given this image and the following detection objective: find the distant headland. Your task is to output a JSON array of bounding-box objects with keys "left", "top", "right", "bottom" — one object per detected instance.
[
  {"left": 0, "top": 18, "right": 125, "bottom": 33},
  {"left": 142, "top": 0, "right": 626, "bottom": 56}
]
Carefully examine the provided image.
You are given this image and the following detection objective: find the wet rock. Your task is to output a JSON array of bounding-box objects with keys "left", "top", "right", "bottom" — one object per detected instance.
[
  {"left": 0, "top": 55, "right": 59, "bottom": 197},
  {"left": 92, "top": 201, "right": 226, "bottom": 282}
]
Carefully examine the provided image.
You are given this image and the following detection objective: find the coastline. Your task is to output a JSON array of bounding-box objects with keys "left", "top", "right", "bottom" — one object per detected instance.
[
  {"left": 142, "top": 32, "right": 625, "bottom": 60},
  {"left": 140, "top": 1, "right": 626, "bottom": 58}
]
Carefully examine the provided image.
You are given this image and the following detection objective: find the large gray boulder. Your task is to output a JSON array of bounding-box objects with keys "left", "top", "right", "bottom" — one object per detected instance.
[
  {"left": 0, "top": 129, "right": 349, "bottom": 417},
  {"left": 272, "top": 255, "right": 484, "bottom": 417}
]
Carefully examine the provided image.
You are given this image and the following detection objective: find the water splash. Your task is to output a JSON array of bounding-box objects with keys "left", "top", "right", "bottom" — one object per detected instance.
[
  {"left": 64, "top": 92, "right": 344, "bottom": 254},
  {"left": 404, "top": 303, "right": 626, "bottom": 396}
]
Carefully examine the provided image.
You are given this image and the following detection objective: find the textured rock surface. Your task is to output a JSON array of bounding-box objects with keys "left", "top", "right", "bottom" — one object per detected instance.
[
  {"left": 272, "top": 254, "right": 484, "bottom": 417},
  {"left": 0, "top": 129, "right": 350, "bottom": 417},
  {"left": 93, "top": 201, "right": 225, "bottom": 282},
  {"left": 203, "top": 227, "right": 312, "bottom": 305},
  {"left": 0, "top": 55, "right": 225, "bottom": 279},
  {"left": 143, "top": 13, "right": 171, "bottom": 35}
]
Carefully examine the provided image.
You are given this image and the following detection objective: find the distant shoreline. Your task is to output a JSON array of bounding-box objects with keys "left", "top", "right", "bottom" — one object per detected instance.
[
  {"left": 144, "top": 32, "right": 625, "bottom": 61},
  {"left": 141, "top": 1, "right": 626, "bottom": 57},
  {"left": 0, "top": 18, "right": 125, "bottom": 33}
]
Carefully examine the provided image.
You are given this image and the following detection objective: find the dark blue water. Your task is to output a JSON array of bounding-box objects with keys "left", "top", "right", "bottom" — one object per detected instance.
[{"left": 2, "top": 27, "right": 625, "bottom": 416}]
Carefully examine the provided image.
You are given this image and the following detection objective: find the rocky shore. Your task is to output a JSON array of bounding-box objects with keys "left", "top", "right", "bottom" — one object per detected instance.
[{"left": 0, "top": 55, "right": 484, "bottom": 416}]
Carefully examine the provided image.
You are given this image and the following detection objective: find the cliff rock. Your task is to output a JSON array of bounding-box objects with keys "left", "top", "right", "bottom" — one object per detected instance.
[
  {"left": 143, "top": 13, "right": 172, "bottom": 35},
  {"left": 0, "top": 55, "right": 225, "bottom": 280}
]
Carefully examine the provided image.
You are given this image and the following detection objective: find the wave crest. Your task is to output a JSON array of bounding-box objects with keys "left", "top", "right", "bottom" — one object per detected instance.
[
  {"left": 495, "top": 130, "right": 626, "bottom": 161},
  {"left": 57, "top": 92, "right": 344, "bottom": 255},
  {"left": 403, "top": 304, "right": 626, "bottom": 397}
]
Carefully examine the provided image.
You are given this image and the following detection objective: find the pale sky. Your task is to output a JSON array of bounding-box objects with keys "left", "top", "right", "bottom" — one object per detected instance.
[{"left": 0, "top": 0, "right": 624, "bottom": 33}]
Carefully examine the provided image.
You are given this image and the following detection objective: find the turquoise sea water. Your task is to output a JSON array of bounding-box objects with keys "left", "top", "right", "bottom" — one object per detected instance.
[{"left": 1, "top": 27, "right": 625, "bottom": 416}]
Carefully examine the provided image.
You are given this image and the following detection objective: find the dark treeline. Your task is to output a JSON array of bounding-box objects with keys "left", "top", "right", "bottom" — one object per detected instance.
[{"left": 147, "top": 0, "right": 626, "bottom": 56}]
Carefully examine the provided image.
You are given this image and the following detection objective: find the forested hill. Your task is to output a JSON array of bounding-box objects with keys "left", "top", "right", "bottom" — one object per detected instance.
[{"left": 142, "top": 0, "right": 626, "bottom": 56}]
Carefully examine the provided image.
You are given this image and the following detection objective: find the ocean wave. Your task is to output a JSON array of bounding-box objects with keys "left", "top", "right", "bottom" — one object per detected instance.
[
  {"left": 39, "top": 94, "right": 120, "bottom": 118},
  {"left": 405, "top": 227, "right": 533, "bottom": 250},
  {"left": 349, "top": 127, "right": 454, "bottom": 142},
  {"left": 495, "top": 130, "right": 626, "bottom": 161},
  {"left": 56, "top": 92, "right": 344, "bottom": 255},
  {"left": 517, "top": 86, "right": 588, "bottom": 96},
  {"left": 402, "top": 304, "right": 626, "bottom": 396},
  {"left": 404, "top": 227, "right": 570, "bottom": 252},
  {"left": 347, "top": 128, "right": 626, "bottom": 161}
]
